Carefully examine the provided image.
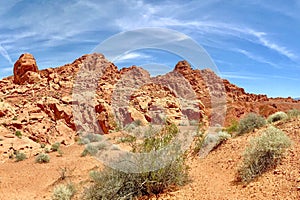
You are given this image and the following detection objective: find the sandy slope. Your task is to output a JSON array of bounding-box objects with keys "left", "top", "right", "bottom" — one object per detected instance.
[
  {"left": 160, "top": 118, "right": 300, "bottom": 200},
  {"left": 0, "top": 118, "right": 299, "bottom": 200}
]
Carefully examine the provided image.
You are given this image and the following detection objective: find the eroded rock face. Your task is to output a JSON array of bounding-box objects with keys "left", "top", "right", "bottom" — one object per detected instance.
[
  {"left": 1, "top": 53, "right": 300, "bottom": 162},
  {"left": 13, "top": 53, "right": 39, "bottom": 84}
]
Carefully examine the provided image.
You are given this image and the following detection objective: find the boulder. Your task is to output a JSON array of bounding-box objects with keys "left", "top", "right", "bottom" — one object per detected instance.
[{"left": 13, "top": 53, "right": 39, "bottom": 84}]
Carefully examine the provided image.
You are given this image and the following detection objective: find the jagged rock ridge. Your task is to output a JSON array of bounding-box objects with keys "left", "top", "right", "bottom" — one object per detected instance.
[{"left": 0, "top": 53, "right": 299, "bottom": 161}]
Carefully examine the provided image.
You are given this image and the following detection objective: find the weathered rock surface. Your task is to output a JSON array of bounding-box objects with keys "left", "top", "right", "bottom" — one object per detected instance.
[
  {"left": 13, "top": 53, "right": 39, "bottom": 84},
  {"left": 1, "top": 53, "right": 300, "bottom": 161}
]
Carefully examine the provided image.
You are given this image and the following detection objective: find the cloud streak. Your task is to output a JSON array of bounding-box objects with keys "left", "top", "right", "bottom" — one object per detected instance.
[
  {"left": 0, "top": 44, "right": 13, "bottom": 65},
  {"left": 234, "top": 48, "right": 279, "bottom": 68},
  {"left": 115, "top": 52, "right": 151, "bottom": 63}
]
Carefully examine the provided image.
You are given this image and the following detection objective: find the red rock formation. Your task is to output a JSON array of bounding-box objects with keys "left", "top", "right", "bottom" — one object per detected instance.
[
  {"left": 13, "top": 53, "right": 39, "bottom": 84},
  {"left": 173, "top": 60, "right": 300, "bottom": 125},
  {"left": 1, "top": 53, "right": 300, "bottom": 161}
]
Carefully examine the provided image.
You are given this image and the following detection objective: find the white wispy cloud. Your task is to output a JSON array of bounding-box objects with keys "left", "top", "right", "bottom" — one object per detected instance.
[
  {"left": 114, "top": 1, "right": 296, "bottom": 62},
  {"left": 247, "top": 30, "right": 297, "bottom": 60},
  {"left": 0, "top": 44, "right": 13, "bottom": 65},
  {"left": 221, "top": 71, "right": 299, "bottom": 82},
  {"left": 234, "top": 48, "right": 279, "bottom": 68},
  {"left": 115, "top": 52, "right": 151, "bottom": 62}
]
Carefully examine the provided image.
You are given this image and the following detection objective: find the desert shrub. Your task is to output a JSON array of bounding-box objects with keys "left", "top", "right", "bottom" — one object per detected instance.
[
  {"left": 287, "top": 109, "right": 300, "bottom": 118},
  {"left": 15, "top": 130, "right": 22, "bottom": 139},
  {"left": 52, "top": 183, "right": 76, "bottom": 200},
  {"left": 15, "top": 152, "right": 26, "bottom": 162},
  {"left": 225, "top": 120, "right": 239, "bottom": 134},
  {"left": 195, "top": 131, "right": 231, "bottom": 156},
  {"left": 84, "top": 158, "right": 187, "bottom": 200},
  {"left": 133, "top": 123, "right": 179, "bottom": 153},
  {"left": 267, "top": 111, "right": 288, "bottom": 123},
  {"left": 192, "top": 131, "right": 205, "bottom": 155},
  {"left": 51, "top": 142, "right": 61, "bottom": 152},
  {"left": 57, "top": 149, "right": 64, "bottom": 157},
  {"left": 81, "top": 145, "right": 97, "bottom": 157},
  {"left": 237, "top": 126, "right": 291, "bottom": 182},
  {"left": 83, "top": 123, "right": 188, "bottom": 200},
  {"left": 78, "top": 138, "right": 90, "bottom": 145},
  {"left": 118, "top": 135, "right": 136, "bottom": 143},
  {"left": 35, "top": 153, "right": 50, "bottom": 163},
  {"left": 78, "top": 133, "right": 103, "bottom": 145},
  {"left": 237, "top": 113, "right": 266, "bottom": 135},
  {"left": 44, "top": 148, "right": 51, "bottom": 153}
]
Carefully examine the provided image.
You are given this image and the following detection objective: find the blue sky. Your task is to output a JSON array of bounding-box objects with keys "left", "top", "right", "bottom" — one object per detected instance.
[{"left": 0, "top": 0, "right": 299, "bottom": 98}]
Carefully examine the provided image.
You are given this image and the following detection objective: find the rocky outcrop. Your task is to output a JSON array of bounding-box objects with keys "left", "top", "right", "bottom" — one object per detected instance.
[
  {"left": 173, "top": 60, "right": 300, "bottom": 125},
  {"left": 1, "top": 53, "right": 300, "bottom": 161},
  {"left": 13, "top": 53, "right": 40, "bottom": 84}
]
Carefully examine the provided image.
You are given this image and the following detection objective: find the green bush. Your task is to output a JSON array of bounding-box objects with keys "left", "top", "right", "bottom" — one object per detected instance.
[
  {"left": 287, "top": 109, "right": 300, "bottom": 118},
  {"left": 15, "top": 130, "right": 22, "bottom": 139},
  {"left": 52, "top": 183, "right": 76, "bottom": 200},
  {"left": 237, "top": 113, "right": 266, "bottom": 135},
  {"left": 15, "top": 152, "right": 26, "bottom": 162},
  {"left": 267, "top": 111, "right": 288, "bottom": 123},
  {"left": 51, "top": 142, "right": 61, "bottom": 152},
  {"left": 35, "top": 153, "right": 50, "bottom": 163},
  {"left": 237, "top": 126, "right": 291, "bottom": 182},
  {"left": 225, "top": 120, "right": 239, "bottom": 134},
  {"left": 83, "top": 124, "right": 188, "bottom": 200}
]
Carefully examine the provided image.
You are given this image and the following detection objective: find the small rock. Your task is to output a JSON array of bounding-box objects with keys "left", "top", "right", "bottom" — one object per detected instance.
[{"left": 4, "top": 134, "right": 15, "bottom": 138}]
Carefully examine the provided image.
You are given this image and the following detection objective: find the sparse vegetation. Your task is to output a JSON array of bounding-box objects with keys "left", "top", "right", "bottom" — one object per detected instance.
[
  {"left": 237, "top": 113, "right": 266, "bottom": 135},
  {"left": 44, "top": 148, "right": 51, "bottom": 153},
  {"left": 237, "top": 126, "right": 291, "bottom": 182},
  {"left": 117, "top": 135, "right": 136, "bottom": 144},
  {"left": 267, "top": 111, "right": 288, "bottom": 123},
  {"left": 194, "top": 131, "right": 231, "bottom": 155},
  {"left": 15, "top": 130, "right": 22, "bottom": 139},
  {"left": 81, "top": 144, "right": 99, "bottom": 157},
  {"left": 57, "top": 167, "right": 75, "bottom": 181},
  {"left": 193, "top": 131, "right": 205, "bottom": 155},
  {"left": 83, "top": 123, "right": 189, "bottom": 200},
  {"left": 35, "top": 153, "right": 50, "bottom": 163},
  {"left": 78, "top": 133, "right": 103, "bottom": 145},
  {"left": 225, "top": 120, "right": 239, "bottom": 134},
  {"left": 57, "top": 149, "right": 64, "bottom": 157},
  {"left": 51, "top": 142, "right": 61, "bottom": 152},
  {"left": 287, "top": 109, "right": 300, "bottom": 118},
  {"left": 52, "top": 183, "right": 76, "bottom": 200},
  {"left": 15, "top": 151, "right": 26, "bottom": 162}
]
